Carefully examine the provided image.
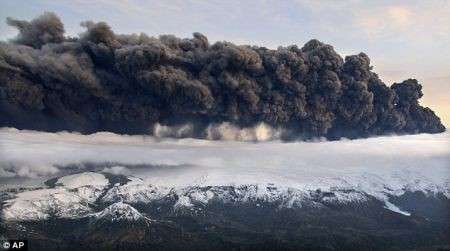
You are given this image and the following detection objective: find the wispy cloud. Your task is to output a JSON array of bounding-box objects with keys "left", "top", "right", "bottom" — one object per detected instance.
[{"left": 353, "top": 3, "right": 450, "bottom": 42}]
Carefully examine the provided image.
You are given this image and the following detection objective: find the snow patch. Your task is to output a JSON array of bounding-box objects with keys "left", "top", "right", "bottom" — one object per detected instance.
[
  {"left": 384, "top": 201, "right": 411, "bottom": 216},
  {"left": 174, "top": 195, "right": 194, "bottom": 209}
]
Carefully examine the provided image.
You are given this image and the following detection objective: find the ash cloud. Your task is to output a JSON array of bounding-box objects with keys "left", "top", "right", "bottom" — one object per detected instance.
[{"left": 0, "top": 12, "right": 445, "bottom": 140}]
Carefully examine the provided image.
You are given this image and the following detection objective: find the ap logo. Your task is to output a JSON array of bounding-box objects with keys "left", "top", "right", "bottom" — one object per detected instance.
[{"left": 1, "top": 240, "right": 27, "bottom": 250}]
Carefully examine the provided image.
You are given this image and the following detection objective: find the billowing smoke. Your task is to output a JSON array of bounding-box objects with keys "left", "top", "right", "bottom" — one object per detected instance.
[
  {"left": 153, "top": 122, "right": 282, "bottom": 141},
  {"left": 0, "top": 13, "right": 445, "bottom": 140}
]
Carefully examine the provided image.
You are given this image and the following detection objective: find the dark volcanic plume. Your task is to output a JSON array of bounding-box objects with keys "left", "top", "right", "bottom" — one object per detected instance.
[{"left": 0, "top": 12, "right": 445, "bottom": 139}]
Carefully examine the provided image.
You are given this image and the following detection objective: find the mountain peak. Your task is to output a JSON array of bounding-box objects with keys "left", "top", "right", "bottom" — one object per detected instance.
[{"left": 93, "top": 202, "right": 150, "bottom": 222}]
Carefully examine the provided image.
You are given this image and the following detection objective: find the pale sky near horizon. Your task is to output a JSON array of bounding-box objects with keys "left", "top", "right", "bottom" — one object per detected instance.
[{"left": 0, "top": 0, "right": 449, "bottom": 126}]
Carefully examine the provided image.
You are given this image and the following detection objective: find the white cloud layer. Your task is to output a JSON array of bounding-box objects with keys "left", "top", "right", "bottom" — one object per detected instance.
[
  {"left": 0, "top": 127, "right": 448, "bottom": 192},
  {"left": 101, "top": 166, "right": 131, "bottom": 176}
]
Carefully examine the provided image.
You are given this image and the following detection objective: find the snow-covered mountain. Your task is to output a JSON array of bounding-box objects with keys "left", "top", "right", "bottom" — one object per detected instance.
[
  {"left": 2, "top": 187, "right": 92, "bottom": 221},
  {"left": 2, "top": 172, "right": 109, "bottom": 220},
  {"left": 2, "top": 169, "right": 449, "bottom": 221},
  {"left": 92, "top": 201, "right": 151, "bottom": 222}
]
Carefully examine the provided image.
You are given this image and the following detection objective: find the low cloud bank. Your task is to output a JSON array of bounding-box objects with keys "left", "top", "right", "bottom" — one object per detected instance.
[
  {"left": 0, "top": 128, "right": 448, "bottom": 190},
  {"left": 101, "top": 166, "right": 131, "bottom": 176}
]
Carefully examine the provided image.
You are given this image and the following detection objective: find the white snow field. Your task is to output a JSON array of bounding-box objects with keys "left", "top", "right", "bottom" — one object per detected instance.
[{"left": 0, "top": 128, "right": 449, "bottom": 220}]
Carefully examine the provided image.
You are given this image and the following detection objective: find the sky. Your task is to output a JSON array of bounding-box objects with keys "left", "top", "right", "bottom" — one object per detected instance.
[{"left": 0, "top": 0, "right": 449, "bottom": 126}]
